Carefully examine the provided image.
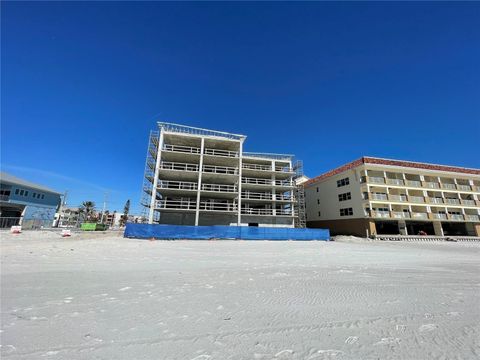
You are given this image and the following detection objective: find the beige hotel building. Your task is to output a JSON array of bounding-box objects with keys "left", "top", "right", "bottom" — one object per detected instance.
[{"left": 305, "top": 157, "right": 480, "bottom": 237}]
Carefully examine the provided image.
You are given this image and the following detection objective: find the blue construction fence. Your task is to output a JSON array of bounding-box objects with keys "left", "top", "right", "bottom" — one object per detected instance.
[{"left": 124, "top": 224, "right": 330, "bottom": 241}]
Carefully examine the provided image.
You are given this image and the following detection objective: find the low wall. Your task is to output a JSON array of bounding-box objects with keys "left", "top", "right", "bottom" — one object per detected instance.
[
  {"left": 124, "top": 224, "right": 330, "bottom": 241},
  {"left": 375, "top": 235, "right": 480, "bottom": 242}
]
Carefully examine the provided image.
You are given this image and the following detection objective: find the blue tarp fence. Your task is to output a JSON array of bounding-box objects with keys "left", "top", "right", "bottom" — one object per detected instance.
[{"left": 124, "top": 224, "right": 330, "bottom": 241}]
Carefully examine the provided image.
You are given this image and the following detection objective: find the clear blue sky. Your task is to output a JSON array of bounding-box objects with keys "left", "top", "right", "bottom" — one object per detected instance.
[{"left": 2, "top": 2, "right": 479, "bottom": 214}]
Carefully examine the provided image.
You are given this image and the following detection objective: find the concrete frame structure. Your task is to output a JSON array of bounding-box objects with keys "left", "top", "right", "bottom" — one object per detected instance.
[
  {"left": 305, "top": 157, "right": 480, "bottom": 237},
  {"left": 141, "top": 123, "right": 297, "bottom": 227}
]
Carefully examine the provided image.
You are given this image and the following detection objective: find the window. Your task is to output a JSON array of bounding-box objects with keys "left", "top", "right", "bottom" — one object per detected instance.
[
  {"left": 318, "top": 211, "right": 321, "bottom": 217},
  {"left": 317, "top": 199, "right": 320, "bottom": 204},
  {"left": 336, "top": 177, "right": 350, "bottom": 187},
  {"left": 15, "top": 189, "right": 19, "bottom": 195},
  {"left": 19, "top": 190, "right": 24, "bottom": 196},
  {"left": 24, "top": 191, "right": 29, "bottom": 196},
  {"left": 338, "top": 192, "right": 352, "bottom": 202},
  {"left": 33, "top": 192, "right": 36, "bottom": 198},
  {"left": 340, "top": 207, "right": 353, "bottom": 216},
  {"left": 41, "top": 194, "right": 45, "bottom": 199},
  {"left": 316, "top": 187, "right": 319, "bottom": 192}
]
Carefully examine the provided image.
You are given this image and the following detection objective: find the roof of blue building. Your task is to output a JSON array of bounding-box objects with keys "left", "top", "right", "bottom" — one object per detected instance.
[{"left": 0, "top": 172, "right": 61, "bottom": 195}]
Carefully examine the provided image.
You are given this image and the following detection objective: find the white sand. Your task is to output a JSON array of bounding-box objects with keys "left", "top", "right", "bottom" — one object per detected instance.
[{"left": 1, "top": 231, "right": 479, "bottom": 359}]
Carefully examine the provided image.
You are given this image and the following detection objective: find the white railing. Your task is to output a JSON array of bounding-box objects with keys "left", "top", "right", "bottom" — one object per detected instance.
[
  {"left": 160, "top": 161, "right": 199, "bottom": 172},
  {"left": 241, "top": 208, "right": 273, "bottom": 215},
  {"left": 457, "top": 184, "right": 471, "bottom": 191},
  {"left": 276, "top": 194, "right": 294, "bottom": 201},
  {"left": 425, "top": 182, "right": 440, "bottom": 189},
  {"left": 274, "top": 166, "right": 294, "bottom": 173},
  {"left": 202, "top": 164, "right": 238, "bottom": 175},
  {"left": 369, "top": 177, "right": 385, "bottom": 184},
  {"left": 204, "top": 148, "right": 239, "bottom": 158},
  {"left": 406, "top": 180, "right": 421, "bottom": 187},
  {"left": 444, "top": 198, "right": 460, "bottom": 205},
  {"left": 371, "top": 193, "right": 388, "bottom": 201},
  {"left": 441, "top": 183, "right": 456, "bottom": 190},
  {"left": 409, "top": 196, "right": 425, "bottom": 203},
  {"left": 412, "top": 212, "right": 428, "bottom": 219},
  {"left": 242, "top": 177, "right": 271, "bottom": 185},
  {"left": 277, "top": 209, "right": 294, "bottom": 216},
  {"left": 392, "top": 211, "right": 410, "bottom": 219},
  {"left": 199, "top": 200, "right": 237, "bottom": 212},
  {"left": 389, "top": 195, "right": 407, "bottom": 202},
  {"left": 275, "top": 180, "right": 293, "bottom": 187},
  {"left": 428, "top": 197, "right": 443, "bottom": 204},
  {"left": 163, "top": 144, "right": 201, "bottom": 154},
  {"left": 242, "top": 192, "right": 271, "bottom": 200},
  {"left": 431, "top": 213, "right": 447, "bottom": 220},
  {"left": 465, "top": 214, "right": 479, "bottom": 221},
  {"left": 449, "top": 214, "right": 464, "bottom": 221},
  {"left": 387, "top": 179, "right": 404, "bottom": 186},
  {"left": 374, "top": 211, "right": 390, "bottom": 218},
  {"left": 155, "top": 199, "right": 196, "bottom": 210},
  {"left": 158, "top": 181, "right": 197, "bottom": 191},
  {"left": 242, "top": 163, "right": 272, "bottom": 171},
  {"left": 462, "top": 199, "right": 475, "bottom": 206},
  {"left": 202, "top": 183, "right": 236, "bottom": 192}
]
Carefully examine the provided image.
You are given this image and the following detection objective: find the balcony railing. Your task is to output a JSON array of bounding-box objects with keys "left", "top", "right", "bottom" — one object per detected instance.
[
  {"left": 199, "top": 200, "right": 237, "bottom": 212},
  {"left": 163, "top": 144, "right": 201, "bottom": 154},
  {"left": 160, "top": 161, "right": 199, "bottom": 172},
  {"left": 424, "top": 182, "right": 440, "bottom": 189},
  {"left": 274, "top": 166, "right": 294, "bottom": 173},
  {"left": 242, "top": 177, "right": 271, "bottom": 185},
  {"left": 202, "top": 165, "right": 238, "bottom": 175},
  {"left": 449, "top": 214, "right": 464, "bottom": 221},
  {"left": 406, "top": 180, "right": 421, "bottom": 187},
  {"left": 204, "top": 148, "right": 239, "bottom": 158},
  {"left": 0, "top": 217, "right": 21, "bottom": 228},
  {"left": 371, "top": 193, "right": 388, "bottom": 201},
  {"left": 392, "top": 211, "right": 410, "bottom": 219},
  {"left": 389, "top": 194, "right": 407, "bottom": 202},
  {"left": 275, "top": 180, "right": 294, "bottom": 187},
  {"left": 386, "top": 179, "right": 404, "bottom": 186},
  {"left": 430, "top": 213, "right": 447, "bottom": 220},
  {"left": 457, "top": 184, "right": 471, "bottom": 191},
  {"left": 241, "top": 208, "right": 294, "bottom": 216},
  {"left": 369, "top": 177, "right": 385, "bottom": 184},
  {"left": 242, "top": 192, "right": 271, "bottom": 200},
  {"left": 441, "top": 183, "right": 456, "bottom": 190},
  {"left": 158, "top": 180, "right": 197, "bottom": 191},
  {"left": 155, "top": 199, "right": 196, "bottom": 210},
  {"left": 276, "top": 194, "right": 294, "bottom": 201},
  {"left": 373, "top": 211, "right": 390, "bottom": 218},
  {"left": 462, "top": 199, "right": 475, "bottom": 206},
  {"left": 427, "top": 197, "right": 443, "bottom": 204},
  {"left": 465, "top": 214, "right": 479, "bottom": 221},
  {"left": 409, "top": 196, "right": 425, "bottom": 203},
  {"left": 411, "top": 212, "right": 428, "bottom": 219},
  {"left": 242, "top": 163, "right": 272, "bottom": 171},
  {"left": 444, "top": 198, "right": 460, "bottom": 205},
  {"left": 202, "top": 183, "right": 237, "bottom": 192}
]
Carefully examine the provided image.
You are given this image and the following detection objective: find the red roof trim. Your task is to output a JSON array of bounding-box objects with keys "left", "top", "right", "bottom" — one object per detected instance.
[{"left": 304, "top": 157, "right": 480, "bottom": 187}]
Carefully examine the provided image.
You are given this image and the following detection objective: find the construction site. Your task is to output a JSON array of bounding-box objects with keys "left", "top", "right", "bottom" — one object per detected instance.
[{"left": 141, "top": 123, "right": 306, "bottom": 228}]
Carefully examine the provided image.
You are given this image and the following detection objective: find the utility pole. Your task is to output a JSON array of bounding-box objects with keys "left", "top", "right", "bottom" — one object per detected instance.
[
  {"left": 100, "top": 192, "right": 108, "bottom": 223},
  {"left": 57, "top": 190, "right": 68, "bottom": 227}
]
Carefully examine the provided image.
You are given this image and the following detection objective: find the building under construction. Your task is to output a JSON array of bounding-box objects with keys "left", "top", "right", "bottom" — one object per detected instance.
[{"left": 141, "top": 122, "right": 305, "bottom": 228}]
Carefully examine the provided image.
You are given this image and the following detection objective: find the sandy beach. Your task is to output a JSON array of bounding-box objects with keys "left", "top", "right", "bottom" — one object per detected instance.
[{"left": 1, "top": 231, "right": 479, "bottom": 359}]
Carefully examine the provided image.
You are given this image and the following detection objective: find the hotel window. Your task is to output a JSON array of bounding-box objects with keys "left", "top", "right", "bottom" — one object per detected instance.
[
  {"left": 337, "top": 177, "right": 350, "bottom": 187},
  {"left": 340, "top": 207, "right": 353, "bottom": 216},
  {"left": 15, "top": 189, "right": 19, "bottom": 195},
  {"left": 19, "top": 190, "right": 24, "bottom": 196},
  {"left": 33, "top": 192, "right": 36, "bottom": 198},
  {"left": 338, "top": 192, "right": 351, "bottom": 202},
  {"left": 41, "top": 194, "right": 45, "bottom": 199},
  {"left": 24, "top": 191, "right": 29, "bottom": 196}
]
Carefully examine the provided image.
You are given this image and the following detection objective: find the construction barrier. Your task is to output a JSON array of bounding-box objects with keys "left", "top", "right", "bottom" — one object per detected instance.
[{"left": 124, "top": 224, "right": 330, "bottom": 241}]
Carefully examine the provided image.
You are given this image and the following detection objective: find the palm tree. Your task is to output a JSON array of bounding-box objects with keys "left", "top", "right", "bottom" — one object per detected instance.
[{"left": 80, "top": 201, "right": 96, "bottom": 222}]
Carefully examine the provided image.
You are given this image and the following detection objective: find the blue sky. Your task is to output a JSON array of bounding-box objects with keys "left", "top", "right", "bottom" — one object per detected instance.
[{"left": 2, "top": 2, "right": 479, "bottom": 214}]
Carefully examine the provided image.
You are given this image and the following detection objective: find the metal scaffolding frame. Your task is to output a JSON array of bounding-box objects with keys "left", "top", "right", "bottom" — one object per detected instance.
[{"left": 293, "top": 160, "right": 307, "bottom": 228}]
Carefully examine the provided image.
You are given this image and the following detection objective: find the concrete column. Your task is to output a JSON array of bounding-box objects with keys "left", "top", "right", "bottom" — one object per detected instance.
[
  {"left": 433, "top": 221, "right": 444, "bottom": 236},
  {"left": 237, "top": 138, "right": 245, "bottom": 226},
  {"left": 398, "top": 220, "right": 407, "bottom": 235},
  {"left": 366, "top": 219, "right": 376, "bottom": 237},
  {"left": 194, "top": 138, "right": 205, "bottom": 226},
  {"left": 148, "top": 129, "right": 164, "bottom": 224},
  {"left": 271, "top": 160, "right": 276, "bottom": 216}
]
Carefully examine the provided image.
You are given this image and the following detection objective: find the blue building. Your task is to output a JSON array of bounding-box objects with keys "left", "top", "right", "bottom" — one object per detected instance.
[{"left": 0, "top": 172, "right": 62, "bottom": 229}]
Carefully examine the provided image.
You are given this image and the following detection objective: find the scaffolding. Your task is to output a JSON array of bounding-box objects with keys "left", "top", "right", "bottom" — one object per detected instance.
[
  {"left": 293, "top": 160, "right": 307, "bottom": 228},
  {"left": 140, "top": 130, "right": 160, "bottom": 222}
]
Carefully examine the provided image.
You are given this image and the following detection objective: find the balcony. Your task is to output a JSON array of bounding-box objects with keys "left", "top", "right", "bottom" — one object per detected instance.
[
  {"left": 424, "top": 182, "right": 440, "bottom": 189},
  {"left": 199, "top": 200, "right": 237, "bottom": 212},
  {"left": 444, "top": 198, "right": 460, "bottom": 205},
  {"left": 408, "top": 196, "right": 425, "bottom": 203},
  {"left": 160, "top": 161, "right": 199, "bottom": 172},
  {"left": 386, "top": 179, "right": 404, "bottom": 186},
  {"left": 392, "top": 211, "right": 410, "bottom": 219},
  {"left": 449, "top": 214, "right": 464, "bottom": 221},
  {"left": 202, "top": 164, "right": 238, "bottom": 175},
  {"left": 241, "top": 208, "right": 294, "bottom": 216},
  {"left": 242, "top": 192, "right": 271, "bottom": 200},
  {"left": 158, "top": 181, "right": 197, "bottom": 191},
  {"left": 427, "top": 197, "right": 443, "bottom": 204},
  {"left": 202, "top": 183, "right": 237, "bottom": 193},
  {"left": 371, "top": 193, "right": 388, "bottom": 201},
  {"left": 369, "top": 177, "right": 385, "bottom": 184},
  {"left": 406, "top": 180, "right": 421, "bottom": 187},
  {"left": 430, "top": 213, "right": 447, "bottom": 220},
  {"left": 373, "top": 211, "right": 390, "bottom": 218},
  {"left": 465, "top": 214, "right": 479, "bottom": 222},
  {"left": 274, "top": 166, "right": 294, "bottom": 173},
  {"left": 275, "top": 180, "right": 294, "bottom": 187},
  {"left": 242, "top": 177, "right": 271, "bottom": 185},
  {"left": 461, "top": 199, "right": 475, "bottom": 206},
  {"left": 411, "top": 212, "right": 428, "bottom": 220},
  {"left": 457, "top": 184, "right": 471, "bottom": 191},
  {"left": 204, "top": 148, "right": 238, "bottom": 158},
  {"left": 155, "top": 199, "right": 196, "bottom": 210},
  {"left": 388, "top": 194, "right": 407, "bottom": 202},
  {"left": 242, "top": 163, "right": 272, "bottom": 171},
  {"left": 276, "top": 194, "right": 294, "bottom": 201},
  {"left": 441, "top": 183, "right": 456, "bottom": 190},
  {"left": 163, "top": 144, "right": 201, "bottom": 154}
]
